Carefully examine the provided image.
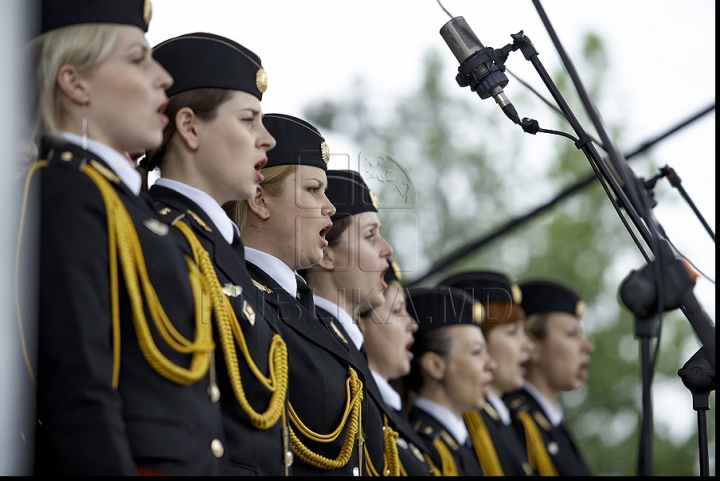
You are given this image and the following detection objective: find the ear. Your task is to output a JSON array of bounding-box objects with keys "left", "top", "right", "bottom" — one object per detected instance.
[
  {"left": 315, "top": 246, "right": 336, "bottom": 271},
  {"left": 247, "top": 185, "right": 270, "bottom": 220},
  {"left": 174, "top": 107, "right": 200, "bottom": 150},
  {"left": 56, "top": 64, "right": 90, "bottom": 105},
  {"left": 420, "top": 351, "right": 446, "bottom": 383}
]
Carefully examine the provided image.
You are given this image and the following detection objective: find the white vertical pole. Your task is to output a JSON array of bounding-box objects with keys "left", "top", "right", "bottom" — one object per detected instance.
[{"left": 1, "top": 0, "right": 37, "bottom": 475}]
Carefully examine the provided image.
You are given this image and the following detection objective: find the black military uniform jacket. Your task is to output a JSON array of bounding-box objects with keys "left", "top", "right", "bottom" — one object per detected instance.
[
  {"left": 316, "top": 306, "right": 437, "bottom": 476},
  {"left": 244, "top": 262, "right": 367, "bottom": 476},
  {"left": 30, "top": 137, "right": 227, "bottom": 475},
  {"left": 479, "top": 401, "right": 535, "bottom": 476},
  {"left": 408, "top": 404, "right": 485, "bottom": 476},
  {"left": 504, "top": 386, "right": 593, "bottom": 476},
  {"left": 148, "top": 184, "right": 290, "bottom": 476}
]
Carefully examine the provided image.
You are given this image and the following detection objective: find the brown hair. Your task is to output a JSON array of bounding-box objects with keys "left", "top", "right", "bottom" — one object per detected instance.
[
  {"left": 524, "top": 312, "right": 550, "bottom": 339},
  {"left": 222, "top": 164, "right": 295, "bottom": 232},
  {"left": 145, "top": 88, "right": 234, "bottom": 169}
]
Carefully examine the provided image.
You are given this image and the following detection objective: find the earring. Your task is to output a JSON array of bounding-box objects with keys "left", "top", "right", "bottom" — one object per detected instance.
[
  {"left": 436, "top": 379, "right": 444, "bottom": 388},
  {"left": 81, "top": 104, "right": 88, "bottom": 150}
]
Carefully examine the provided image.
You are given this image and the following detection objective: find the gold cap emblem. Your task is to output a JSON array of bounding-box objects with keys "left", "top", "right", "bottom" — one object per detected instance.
[
  {"left": 143, "top": 0, "right": 153, "bottom": 25},
  {"left": 369, "top": 190, "right": 379, "bottom": 210},
  {"left": 390, "top": 260, "right": 402, "bottom": 281},
  {"left": 255, "top": 67, "right": 268, "bottom": 93},
  {"left": 511, "top": 284, "right": 522, "bottom": 304},
  {"left": 576, "top": 300, "right": 586, "bottom": 319},
  {"left": 320, "top": 141, "right": 330, "bottom": 164},
  {"left": 473, "top": 302, "right": 484, "bottom": 324}
]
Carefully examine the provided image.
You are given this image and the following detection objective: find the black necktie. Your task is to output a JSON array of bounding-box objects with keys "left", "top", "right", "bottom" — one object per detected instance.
[{"left": 295, "top": 274, "right": 315, "bottom": 314}]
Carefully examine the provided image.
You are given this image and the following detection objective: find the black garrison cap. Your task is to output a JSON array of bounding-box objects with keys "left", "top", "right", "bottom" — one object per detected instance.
[
  {"left": 41, "top": 0, "right": 153, "bottom": 34},
  {"left": 407, "top": 286, "right": 484, "bottom": 336},
  {"left": 153, "top": 32, "right": 266, "bottom": 99},
  {"left": 262, "top": 114, "right": 329, "bottom": 171},
  {"left": 325, "top": 170, "right": 379, "bottom": 223},
  {"left": 519, "top": 279, "right": 585, "bottom": 320},
  {"left": 439, "top": 270, "right": 525, "bottom": 329}
]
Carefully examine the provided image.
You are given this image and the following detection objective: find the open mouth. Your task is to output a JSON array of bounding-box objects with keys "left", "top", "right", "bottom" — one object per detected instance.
[
  {"left": 380, "top": 264, "right": 389, "bottom": 289},
  {"left": 319, "top": 221, "right": 333, "bottom": 246},
  {"left": 405, "top": 338, "right": 415, "bottom": 359},
  {"left": 254, "top": 158, "right": 267, "bottom": 182},
  {"left": 157, "top": 99, "right": 169, "bottom": 125}
]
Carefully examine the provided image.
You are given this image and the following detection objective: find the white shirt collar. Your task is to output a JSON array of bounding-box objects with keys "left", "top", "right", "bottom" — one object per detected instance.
[
  {"left": 523, "top": 381, "right": 564, "bottom": 426},
  {"left": 61, "top": 132, "right": 142, "bottom": 195},
  {"left": 152, "top": 177, "right": 238, "bottom": 244},
  {"left": 312, "top": 296, "right": 364, "bottom": 351},
  {"left": 412, "top": 396, "right": 469, "bottom": 446},
  {"left": 244, "top": 247, "right": 297, "bottom": 296},
  {"left": 372, "top": 371, "right": 403, "bottom": 411},
  {"left": 487, "top": 392, "right": 511, "bottom": 425}
]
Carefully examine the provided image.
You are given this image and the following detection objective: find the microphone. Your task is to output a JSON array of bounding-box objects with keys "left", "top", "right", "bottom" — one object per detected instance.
[{"left": 440, "top": 16, "right": 521, "bottom": 124}]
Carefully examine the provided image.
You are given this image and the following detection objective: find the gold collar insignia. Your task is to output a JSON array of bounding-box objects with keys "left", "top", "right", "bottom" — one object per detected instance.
[
  {"left": 251, "top": 279, "right": 272, "bottom": 293},
  {"left": 186, "top": 209, "right": 212, "bottom": 232}
]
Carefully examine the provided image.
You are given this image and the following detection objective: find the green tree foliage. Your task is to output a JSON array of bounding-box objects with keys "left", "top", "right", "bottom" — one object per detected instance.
[{"left": 304, "top": 32, "right": 714, "bottom": 476}]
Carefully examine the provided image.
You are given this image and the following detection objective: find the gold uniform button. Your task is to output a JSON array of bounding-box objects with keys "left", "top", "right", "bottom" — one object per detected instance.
[{"left": 211, "top": 438, "right": 224, "bottom": 458}]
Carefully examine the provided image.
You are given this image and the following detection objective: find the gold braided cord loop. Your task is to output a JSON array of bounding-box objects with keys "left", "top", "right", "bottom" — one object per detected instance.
[
  {"left": 288, "top": 367, "right": 364, "bottom": 469},
  {"left": 364, "top": 414, "right": 401, "bottom": 476},
  {"left": 516, "top": 411, "right": 558, "bottom": 476},
  {"left": 173, "top": 220, "right": 289, "bottom": 430},
  {"left": 16, "top": 161, "right": 49, "bottom": 385},
  {"left": 83, "top": 165, "right": 214, "bottom": 387},
  {"left": 423, "top": 453, "right": 442, "bottom": 476},
  {"left": 432, "top": 438, "right": 459, "bottom": 476},
  {"left": 463, "top": 410, "right": 504, "bottom": 476}
]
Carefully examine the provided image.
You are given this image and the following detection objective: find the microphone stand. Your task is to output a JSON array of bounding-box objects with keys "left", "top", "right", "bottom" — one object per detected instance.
[
  {"left": 677, "top": 346, "right": 715, "bottom": 476},
  {"left": 443, "top": 0, "right": 715, "bottom": 475},
  {"left": 643, "top": 165, "right": 716, "bottom": 243},
  {"left": 525, "top": 0, "right": 715, "bottom": 475}
]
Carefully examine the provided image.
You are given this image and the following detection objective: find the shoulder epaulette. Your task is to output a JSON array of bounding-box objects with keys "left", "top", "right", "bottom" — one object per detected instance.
[
  {"left": 413, "top": 419, "right": 435, "bottom": 440},
  {"left": 532, "top": 411, "right": 553, "bottom": 432},
  {"left": 45, "top": 147, "right": 87, "bottom": 170},
  {"left": 155, "top": 203, "right": 186, "bottom": 225},
  {"left": 329, "top": 320, "right": 349, "bottom": 344},
  {"left": 508, "top": 394, "right": 527, "bottom": 410},
  {"left": 438, "top": 430, "right": 459, "bottom": 451},
  {"left": 186, "top": 209, "right": 213, "bottom": 233},
  {"left": 483, "top": 402, "right": 500, "bottom": 421}
]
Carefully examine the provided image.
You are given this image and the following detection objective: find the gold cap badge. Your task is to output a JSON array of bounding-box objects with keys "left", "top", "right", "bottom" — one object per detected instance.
[
  {"left": 576, "top": 300, "right": 586, "bottom": 319},
  {"left": 143, "top": 0, "right": 153, "bottom": 25},
  {"left": 255, "top": 68, "right": 268, "bottom": 93},
  {"left": 369, "top": 190, "right": 379, "bottom": 210},
  {"left": 473, "top": 302, "right": 484, "bottom": 324},
  {"left": 320, "top": 141, "right": 330, "bottom": 164},
  {"left": 390, "top": 260, "right": 402, "bottom": 281},
  {"left": 511, "top": 284, "right": 522, "bottom": 304}
]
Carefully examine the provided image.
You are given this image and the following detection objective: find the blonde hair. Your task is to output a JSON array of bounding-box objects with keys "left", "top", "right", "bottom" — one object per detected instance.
[
  {"left": 29, "top": 24, "right": 120, "bottom": 142},
  {"left": 223, "top": 164, "right": 295, "bottom": 232}
]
